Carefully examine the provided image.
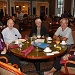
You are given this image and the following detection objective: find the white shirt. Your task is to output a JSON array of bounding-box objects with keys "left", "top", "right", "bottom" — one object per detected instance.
[
  {"left": 55, "top": 27, "right": 74, "bottom": 45},
  {"left": 2, "top": 27, "right": 21, "bottom": 44}
]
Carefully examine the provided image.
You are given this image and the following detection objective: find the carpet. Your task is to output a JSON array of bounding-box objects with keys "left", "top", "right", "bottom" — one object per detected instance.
[{"left": 21, "top": 60, "right": 60, "bottom": 75}]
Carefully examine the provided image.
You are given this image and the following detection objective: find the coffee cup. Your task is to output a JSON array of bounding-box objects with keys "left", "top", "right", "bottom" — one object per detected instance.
[
  {"left": 62, "top": 41, "right": 65, "bottom": 44},
  {"left": 15, "top": 40, "right": 19, "bottom": 44},
  {"left": 47, "top": 37, "right": 52, "bottom": 40}
]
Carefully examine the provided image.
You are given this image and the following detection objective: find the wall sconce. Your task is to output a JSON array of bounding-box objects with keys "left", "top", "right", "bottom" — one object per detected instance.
[
  {"left": 16, "top": 6, "right": 19, "bottom": 8},
  {"left": 23, "top": 3, "right": 25, "bottom": 7},
  {"left": 16, "top": 2, "right": 19, "bottom": 8},
  {"left": 23, "top": 5, "right": 25, "bottom": 7}
]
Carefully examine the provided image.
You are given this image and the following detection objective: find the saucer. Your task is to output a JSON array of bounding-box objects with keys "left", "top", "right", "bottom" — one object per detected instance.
[
  {"left": 44, "top": 47, "right": 52, "bottom": 52},
  {"left": 60, "top": 43, "right": 67, "bottom": 45}
]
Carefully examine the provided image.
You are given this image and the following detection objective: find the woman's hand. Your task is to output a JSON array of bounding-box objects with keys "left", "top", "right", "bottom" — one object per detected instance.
[
  {"left": 62, "top": 54, "right": 70, "bottom": 60},
  {"left": 1, "top": 47, "right": 7, "bottom": 54}
]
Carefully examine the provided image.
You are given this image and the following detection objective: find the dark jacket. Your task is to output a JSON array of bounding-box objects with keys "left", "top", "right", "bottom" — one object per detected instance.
[{"left": 29, "top": 25, "right": 48, "bottom": 37}]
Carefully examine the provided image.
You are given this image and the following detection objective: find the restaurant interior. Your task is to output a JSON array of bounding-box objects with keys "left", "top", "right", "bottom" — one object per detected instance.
[{"left": 0, "top": 0, "right": 75, "bottom": 75}]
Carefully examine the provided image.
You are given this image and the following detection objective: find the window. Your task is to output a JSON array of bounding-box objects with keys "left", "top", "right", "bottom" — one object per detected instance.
[{"left": 56, "top": 0, "right": 64, "bottom": 17}]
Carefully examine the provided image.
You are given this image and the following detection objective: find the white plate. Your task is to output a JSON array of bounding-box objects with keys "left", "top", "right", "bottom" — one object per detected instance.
[{"left": 60, "top": 43, "right": 67, "bottom": 45}]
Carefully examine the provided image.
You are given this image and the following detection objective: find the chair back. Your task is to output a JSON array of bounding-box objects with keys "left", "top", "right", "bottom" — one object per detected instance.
[
  {"left": 72, "top": 30, "right": 75, "bottom": 44},
  {"left": 60, "top": 46, "right": 75, "bottom": 75},
  {"left": 60, "top": 60, "right": 75, "bottom": 75},
  {"left": 0, "top": 56, "right": 24, "bottom": 75}
]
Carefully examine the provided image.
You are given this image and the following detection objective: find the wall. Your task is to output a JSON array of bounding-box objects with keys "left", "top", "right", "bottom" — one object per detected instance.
[
  {"left": 49, "top": 0, "right": 55, "bottom": 16},
  {"left": 64, "top": 0, "right": 72, "bottom": 12}
]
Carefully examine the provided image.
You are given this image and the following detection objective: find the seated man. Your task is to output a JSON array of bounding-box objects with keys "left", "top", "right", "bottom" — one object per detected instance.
[
  {"left": 44, "top": 18, "right": 75, "bottom": 75},
  {"left": 2, "top": 19, "right": 22, "bottom": 49},
  {"left": 1, "top": 19, "right": 22, "bottom": 70},
  {"left": 53, "top": 18, "right": 74, "bottom": 51}
]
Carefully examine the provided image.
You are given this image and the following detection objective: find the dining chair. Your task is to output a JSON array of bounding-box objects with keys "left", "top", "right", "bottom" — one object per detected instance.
[
  {"left": 60, "top": 46, "right": 75, "bottom": 75},
  {"left": 0, "top": 56, "right": 25, "bottom": 75},
  {"left": 60, "top": 60, "right": 75, "bottom": 75},
  {"left": 72, "top": 30, "right": 75, "bottom": 44}
]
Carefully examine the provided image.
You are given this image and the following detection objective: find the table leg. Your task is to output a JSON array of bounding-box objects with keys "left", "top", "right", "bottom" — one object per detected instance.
[{"left": 34, "top": 61, "right": 41, "bottom": 75}]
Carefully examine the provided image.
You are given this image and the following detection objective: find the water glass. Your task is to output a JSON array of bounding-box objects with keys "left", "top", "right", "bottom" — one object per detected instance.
[{"left": 18, "top": 43, "right": 22, "bottom": 50}]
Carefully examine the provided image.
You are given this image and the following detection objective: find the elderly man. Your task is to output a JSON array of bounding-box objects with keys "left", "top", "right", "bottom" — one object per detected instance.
[
  {"left": 2, "top": 19, "right": 21, "bottom": 49},
  {"left": 44, "top": 18, "right": 74, "bottom": 75},
  {"left": 53, "top": 18, "right": 74, "bottom": 50},
  {"left": 29, "top": 18, "right": 48, "bottom": 38}
]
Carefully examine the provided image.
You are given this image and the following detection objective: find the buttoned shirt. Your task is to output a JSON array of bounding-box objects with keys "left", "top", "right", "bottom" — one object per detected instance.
[{"left": 2, "top": 27, "right": 21, "bottom": 44}]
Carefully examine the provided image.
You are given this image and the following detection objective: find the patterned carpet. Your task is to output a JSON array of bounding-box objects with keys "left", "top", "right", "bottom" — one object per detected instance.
[{"left": 21, "top": 59, "right": 60, "bottom": 75}]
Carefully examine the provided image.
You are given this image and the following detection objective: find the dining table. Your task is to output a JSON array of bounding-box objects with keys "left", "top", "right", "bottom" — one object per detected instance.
[{"left": 8, "top": 38, "right": 67, "bottom": 75}]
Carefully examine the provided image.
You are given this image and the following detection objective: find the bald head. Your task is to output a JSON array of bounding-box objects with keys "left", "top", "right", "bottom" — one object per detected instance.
[{"left": 7, "top": 19, "right": 14, "bottom": 30}]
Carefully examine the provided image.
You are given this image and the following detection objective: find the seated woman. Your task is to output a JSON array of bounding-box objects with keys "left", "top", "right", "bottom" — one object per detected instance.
[
  {"left": 0, "top": 32, "right": 21, "bottom": 70},
  {"left": 29, "top": 18, "right": 48, "bottom": 38}
]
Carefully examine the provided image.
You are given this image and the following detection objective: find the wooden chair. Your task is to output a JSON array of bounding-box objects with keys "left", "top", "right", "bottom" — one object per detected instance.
[
  {"left": 0, "top": 56, "right": 25, "bottom": 75},
  {"left": 72, "top": 30, "right": 75, "bottom": 44},
  {"left": 60, "top": 60, "right": 75, "bottom": 75},
  {"left": 60, "top": 45, "right": 75, "bottom": 75}
]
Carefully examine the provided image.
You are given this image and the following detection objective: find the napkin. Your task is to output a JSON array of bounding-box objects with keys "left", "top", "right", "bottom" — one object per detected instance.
[
  {"left": 52, "top": 51, "right": 59, "bottom": 54},
  {"left": 8, "top": 44, "right": 19, "bottom": 49},
  {"left": 21, "top": 45, "right": 34, "bottom": 56},
  {"left": 46, "top": 53, "right": 54, "bottom": 56}
]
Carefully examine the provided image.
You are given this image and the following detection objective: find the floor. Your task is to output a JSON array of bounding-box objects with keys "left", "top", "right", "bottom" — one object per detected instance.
[{"left": 20, "top": 28, "right": 60, "bottom": 75}]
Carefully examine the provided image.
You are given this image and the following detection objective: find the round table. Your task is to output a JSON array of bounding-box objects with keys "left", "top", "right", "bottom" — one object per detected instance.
[{"left": 8, "top": 39, "right": 67, "bottom": 75}]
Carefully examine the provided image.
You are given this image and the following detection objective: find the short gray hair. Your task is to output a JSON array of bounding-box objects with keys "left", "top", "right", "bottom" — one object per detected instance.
[{"left": 60, "top": 18, "right": 68, "bottom": 24}]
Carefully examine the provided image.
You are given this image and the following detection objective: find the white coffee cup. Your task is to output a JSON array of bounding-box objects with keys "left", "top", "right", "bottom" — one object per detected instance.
[
  {"left": 37, "top": 35, "right": 41, "bottom": 38},
  {"left": 15, "top": 40, "right": 19, "bottom": 44},
  {"left": 62, "top": 41, "right": 65, "bottom": 44},
  {"left": 47, "top": 37, "right": 52, "bottom": 40}
]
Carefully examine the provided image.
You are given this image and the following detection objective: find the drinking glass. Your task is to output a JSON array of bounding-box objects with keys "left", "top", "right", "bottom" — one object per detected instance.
[
  {"left": 18, "top": 43, "right": 22, "bottom": 50},
  {"left": 56, "top": 40, "right": 60, "bottom": 45},
  {"left": 35, "top": 40, "right": 39, "bottom": 51},
  {"left": 25, "top": 35, "right": 29, "bottom": 43},
  {"left": 32, "top": 33, "right": 37, "bottom": 39}
]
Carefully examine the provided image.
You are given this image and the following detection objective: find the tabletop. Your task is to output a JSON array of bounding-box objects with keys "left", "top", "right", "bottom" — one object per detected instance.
[{"left": 8, "top": 39, "right": 67, "bottom": 60}]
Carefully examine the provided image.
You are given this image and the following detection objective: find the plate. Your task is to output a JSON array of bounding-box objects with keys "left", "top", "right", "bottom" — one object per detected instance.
[{"left": 60, "top": 43, "right": 67, "bottom": 45}]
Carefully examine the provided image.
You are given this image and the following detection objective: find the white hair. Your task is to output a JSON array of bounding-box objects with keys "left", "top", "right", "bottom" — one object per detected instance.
[
  {"left": 35, "top": 18, "right": 42, "bottom": 23},
  {"left": 60, "top": 18, "right": 68, "bottom": 24}
]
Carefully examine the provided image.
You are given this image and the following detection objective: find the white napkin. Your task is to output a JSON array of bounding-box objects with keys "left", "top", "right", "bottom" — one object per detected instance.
[
  {"left": 36, "top": 39, "right": 45, "bottom": 42},
  {"left": 52, "top": 51, "right": 59, "bottom": 54},
  {"left": 46, "top": 53, "right": 54, "bottom": 56}
]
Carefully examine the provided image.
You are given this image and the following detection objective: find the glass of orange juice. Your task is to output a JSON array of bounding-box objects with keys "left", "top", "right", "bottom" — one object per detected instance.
[{"left": 56, "top": 40, "right": 60, "bottom": 45}]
